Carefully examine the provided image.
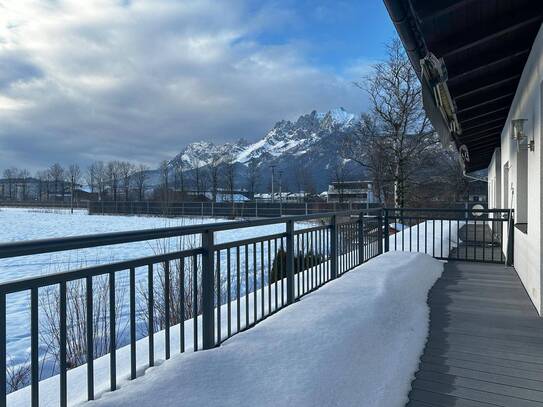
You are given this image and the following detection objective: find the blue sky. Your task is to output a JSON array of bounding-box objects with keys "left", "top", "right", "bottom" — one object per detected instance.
[
  {"left": 0, "top": 0, "right": 395, "bottom": 170},
  {"left": 249, "top": 1, "right": 395, "bottom": 72}
]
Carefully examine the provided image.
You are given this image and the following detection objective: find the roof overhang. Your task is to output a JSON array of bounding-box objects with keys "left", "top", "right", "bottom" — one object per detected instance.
[{"left": 383, "top": 0, "right": 543, "bottom": 172}]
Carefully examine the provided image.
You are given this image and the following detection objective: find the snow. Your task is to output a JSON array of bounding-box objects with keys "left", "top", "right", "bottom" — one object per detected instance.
[
  {"left": 387, "top": 219, "right": 461, "bottom": 258},
  {"left": 3, "top": 209, "right": 454, "bottom": 406},
  {"left": 72, "top": 251, "right": 442, "bottom": 407},
  {"left": 390, "top": 222, "right": 407, "bottom": 231},
  {"left": 0, "top": 208, "right": 286, "bottom": 365}
]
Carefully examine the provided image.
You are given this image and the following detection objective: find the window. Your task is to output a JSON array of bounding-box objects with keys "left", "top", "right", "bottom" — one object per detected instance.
[{"left": 516, "top": 148, "right": 528, "bottom": 228}]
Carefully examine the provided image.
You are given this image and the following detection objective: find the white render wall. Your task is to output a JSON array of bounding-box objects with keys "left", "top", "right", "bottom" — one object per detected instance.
[{"left": 487, "top": 24, "right": 543, "bottom": 314}]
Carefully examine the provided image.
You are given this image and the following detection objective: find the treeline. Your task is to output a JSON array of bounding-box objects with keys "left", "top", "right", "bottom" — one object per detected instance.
[{"left": 0, "top": 154, "right": 255, "bottom": 204}]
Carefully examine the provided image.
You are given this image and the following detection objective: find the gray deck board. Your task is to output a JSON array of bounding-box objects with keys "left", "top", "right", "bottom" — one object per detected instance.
[{"left": 406, "top": 259, "right": 543, "bottom": 406}]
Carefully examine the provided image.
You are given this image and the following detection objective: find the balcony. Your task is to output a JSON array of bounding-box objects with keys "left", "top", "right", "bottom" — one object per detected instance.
[{"left": 0, "top": 207, "right": 528, "bottom": 406}]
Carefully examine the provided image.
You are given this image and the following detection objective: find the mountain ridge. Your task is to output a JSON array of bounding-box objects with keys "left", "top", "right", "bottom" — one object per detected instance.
[{"left": 149, "top": 107, "right": 364, "bottom": 193}]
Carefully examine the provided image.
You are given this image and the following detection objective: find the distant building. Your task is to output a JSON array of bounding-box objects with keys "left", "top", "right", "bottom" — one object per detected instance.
[
  {"left": 326, "top": 181, "right": 376, "bottom": 204},
  {"left": 466, "top": 180, "right": 487, "bottom": 203},
  {"left": 203, "top": 192, "right": 250, "bottom": 202}
]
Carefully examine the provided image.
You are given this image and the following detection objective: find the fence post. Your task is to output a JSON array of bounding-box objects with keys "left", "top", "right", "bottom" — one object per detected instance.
[
  {"left": 201, "top": 229, "right": 216, "bottom": 350},
  {"left": 286, "top": 220, "right": 295, "bottom": 303},
  {"left": 377, "top": 211, "right": 383, "bottom": 255},
  {"left": 331, "top": 215, "right": 338, "bottom": 279},
  {"left": 384, "top": 208, "right": 390, "bottom": 253},
  {"left": 358, "top": 212, "right": 364, "bottom": 264}
]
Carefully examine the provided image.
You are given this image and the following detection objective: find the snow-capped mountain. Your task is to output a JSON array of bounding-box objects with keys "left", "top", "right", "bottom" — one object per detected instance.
[
  {"left": 151, "top": 107, "right": 364, "bottom": 192},
  {"left": 173, "top": 108, "right": 358, "bottom": 166}
]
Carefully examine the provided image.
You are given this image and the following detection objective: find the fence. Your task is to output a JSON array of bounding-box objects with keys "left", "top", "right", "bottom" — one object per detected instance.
[
  {"left": 0, "top": 209, "right": 383, "bottom": 406},
  {"left": 0, "top": 202, "right": 88, "bottom": 211},
  {"left": 87, "top": 200, "right": 382, "bottom": 218},
  {"left": 383, "top": 207, "right": 513, "bottom": 264}
]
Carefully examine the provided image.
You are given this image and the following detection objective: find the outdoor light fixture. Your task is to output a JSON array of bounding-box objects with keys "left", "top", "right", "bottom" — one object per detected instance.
[
  {"left": 459, "top": 144, "right": 470, "bottom": 163},
  {"left": 512, "top": 119, "right": 534, "bottom": 152}
]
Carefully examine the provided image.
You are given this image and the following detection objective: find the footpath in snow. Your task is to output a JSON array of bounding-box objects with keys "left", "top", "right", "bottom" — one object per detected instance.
[{"left": 87, "top": 251, "right": 443, "bottom": 407}]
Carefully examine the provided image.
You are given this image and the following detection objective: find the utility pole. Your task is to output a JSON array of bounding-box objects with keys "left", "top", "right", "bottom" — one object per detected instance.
[
  {"left": 270, "top": 165, "right": 276, "bottom": 203},
  {"left": 279, "top": 170, "right": 283, "bottom": 204},
  {"left": 279, "top": 170, "right": 283, "bottom": 216}
]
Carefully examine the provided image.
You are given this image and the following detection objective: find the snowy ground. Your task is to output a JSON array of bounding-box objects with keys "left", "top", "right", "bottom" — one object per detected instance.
[{"left": 75, "top": 252, "right": 443, "bottom": 407}]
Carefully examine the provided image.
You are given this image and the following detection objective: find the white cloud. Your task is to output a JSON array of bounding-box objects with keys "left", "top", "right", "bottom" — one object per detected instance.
[{"left": 0, "top": 0, "right": 367, "bottom": 171}]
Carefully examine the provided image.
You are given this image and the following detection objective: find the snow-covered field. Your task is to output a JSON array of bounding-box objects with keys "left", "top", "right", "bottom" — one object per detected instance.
[
  {"left": 0, "top": 208, "right": 287, "bottom": 365},
  {"left": 75, "top": 252, "right": 442, "bottom": 407}
]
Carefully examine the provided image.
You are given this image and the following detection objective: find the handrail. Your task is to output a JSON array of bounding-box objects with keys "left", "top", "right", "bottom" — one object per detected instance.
[
  {"left": 0, "top": 248, "right": 202, "bottom": 294},
  {"left": 384, "top": 207, "right": 511, "bottom": 213},
  {"left": 0, "top": 210, "right": 366, "bottom": 259}
]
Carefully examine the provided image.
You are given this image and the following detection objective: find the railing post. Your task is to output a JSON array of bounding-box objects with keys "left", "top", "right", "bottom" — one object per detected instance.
[
  {"left": 506, "top": 209, "right": 515, "bottom": 266},
  {"left": 377, "top": 212, "right": 383, "bottom": 255},
  {"left": 286, "top": 220, "right": 295, "bottom": 303},
  {"left": 358, "top": 212, "right": 364, "bottom": 265},
  {"left": 384, "top": 208, "right": 390, "bottom": 253},
  {"left": 331, "top": 215, "right": 338, "bottom": 279},
  {"left": 201, "top": 230, "right": 215, "bottom": 350}
]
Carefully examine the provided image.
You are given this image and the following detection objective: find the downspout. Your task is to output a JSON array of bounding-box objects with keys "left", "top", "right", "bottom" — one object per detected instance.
[{"left": 382, "top": 0, "right": 427, "bottom": 77}]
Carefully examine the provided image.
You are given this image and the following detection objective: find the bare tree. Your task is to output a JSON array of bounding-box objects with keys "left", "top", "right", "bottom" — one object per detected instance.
[
  {"left": 223, "top": 154, "right": 236, "bottom": 203},
  {"left": 19, "top": 169, "right": 30, "bottom": 201},
  {"left": 48, "top": 163, "right": 65, "bottom": 201},
  {"left": 208, "top": 153, "right": 222, "bottom": 202},
  {"left": 173, "top": 161, "right": 185, "bottom": 195},
  {"left": 67, "top": 164, "right": 81, "bottom": 213},
  {"left": 40, "top": 277, "right": 127, "bottom": 372},
  {"left": 93, "top": 161, "right": 107, "bottom": 201},
  {"left": 354, "top": 38, "right": 438, "bottom": 208},
  {"left": 246, "top": 160, "right": 259, "bottom": 200},
  {"left": 118, "top": 161, "right": 134, "bottom": 201},
  {"left": 134, "top": 164, "right": 149, "bottom": 201},
  {"left": 106, "top": 161, "right": 120, "bottom": 202},
  {"left": 85, "top": 162, "right": 99, "bottom": 195},
  {"left": 3, "top": 168, "right": 16, "bottom": 200},
  {"left": 160, "top": 160, "right": 169, "bottom": 202},
  {"left": 36, "top": 171, "right": 48, "bottom": 202},
  {"left": 341, "top": 114, "right": 389, "bottom": 204},
  {"left": 331, "top": 158, "right": 349, "bottom": 203}
]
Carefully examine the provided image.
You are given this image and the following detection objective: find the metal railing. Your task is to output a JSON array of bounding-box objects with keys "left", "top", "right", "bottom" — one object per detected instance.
[
  {"left": 0, "top": 206, "right": 514, "bottom": 406},
  {"left": 0, "top": 209, "right": 383, "bottom": 406},
  {"left": 383, "top": 207, "right": 513, "bottom": 264},
  {"left": 87, "top": 200, "right": 382, "bottom": 218}
]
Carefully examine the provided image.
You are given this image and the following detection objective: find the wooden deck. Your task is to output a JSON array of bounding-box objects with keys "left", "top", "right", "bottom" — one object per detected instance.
[{"left": 406, "top": 261, "right": 543, "bottom": 406}]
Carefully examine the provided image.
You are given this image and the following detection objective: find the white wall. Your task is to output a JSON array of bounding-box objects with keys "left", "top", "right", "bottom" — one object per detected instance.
[{"left": 488, "top": 24, "right": 543, "bottom": 314}]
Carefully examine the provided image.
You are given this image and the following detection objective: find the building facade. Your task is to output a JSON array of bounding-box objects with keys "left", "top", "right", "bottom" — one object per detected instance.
[{"left": 326, "top": 181, "right": 375, "bottom": 204}]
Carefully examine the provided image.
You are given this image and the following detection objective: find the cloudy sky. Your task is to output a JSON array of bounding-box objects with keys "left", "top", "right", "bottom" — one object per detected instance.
[{"left": 0, "top": 0, "right": 394, "bottom": 171}]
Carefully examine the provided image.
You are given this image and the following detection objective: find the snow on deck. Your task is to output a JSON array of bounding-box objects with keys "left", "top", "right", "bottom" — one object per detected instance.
[{"left": 86, "top": 252, "right": 443, "bottom": 407}]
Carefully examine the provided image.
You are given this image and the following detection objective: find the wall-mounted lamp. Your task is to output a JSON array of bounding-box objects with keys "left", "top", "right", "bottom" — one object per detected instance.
[{"left": 512, "top": 118, "right": 534, "bottom": 152}]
